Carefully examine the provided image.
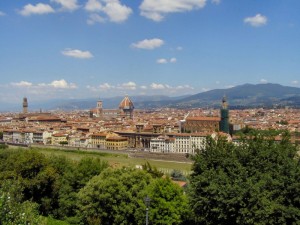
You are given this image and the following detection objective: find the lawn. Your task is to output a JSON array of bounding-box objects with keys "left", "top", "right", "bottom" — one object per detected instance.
[{"left": 28, "top": 147, "right": 192, "bottom": 174}]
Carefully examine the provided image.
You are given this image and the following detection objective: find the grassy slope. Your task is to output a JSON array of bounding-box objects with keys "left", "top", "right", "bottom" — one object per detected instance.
[{"left": 28, "top": 147, "right": 192, "bottom": 174}]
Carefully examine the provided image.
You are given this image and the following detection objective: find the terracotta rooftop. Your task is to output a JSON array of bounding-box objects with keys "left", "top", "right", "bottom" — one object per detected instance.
[
  {"left": 119, "top": 96, "right": 134, "bottom": 109},
  {"left": 186, "top": 116, "right": 220, "bottom": 121}
]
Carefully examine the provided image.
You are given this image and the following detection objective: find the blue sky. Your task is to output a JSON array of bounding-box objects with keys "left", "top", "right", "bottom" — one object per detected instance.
[{"left": 0, "top": 0, "right": 300, "bottom": 105}]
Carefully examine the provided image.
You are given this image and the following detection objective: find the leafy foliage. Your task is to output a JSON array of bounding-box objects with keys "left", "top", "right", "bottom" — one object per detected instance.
[
  {"left": 78, "top": 168, "right": 153, "bottom": 225},
  {"left": 0, "top": 180, "right": 46, "bottom": 225},
  {"left": 189, "top": 132, "right": 300, "bottom": 224},
  {"left": 142, "top": 161, "right": 164, "bottom": 178},
  {"left": 144, "top": 177, "right": 189, "bottom": 225}
]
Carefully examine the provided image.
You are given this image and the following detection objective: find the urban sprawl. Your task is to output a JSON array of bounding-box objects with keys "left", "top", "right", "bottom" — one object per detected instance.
[{"left": 1, "top": 96, "right": 300, "bottom": 153}]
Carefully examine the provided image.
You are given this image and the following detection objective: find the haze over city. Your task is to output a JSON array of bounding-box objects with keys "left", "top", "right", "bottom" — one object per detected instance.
[{"left": 1, "top": 0, "right": 300, "bottom": 105}]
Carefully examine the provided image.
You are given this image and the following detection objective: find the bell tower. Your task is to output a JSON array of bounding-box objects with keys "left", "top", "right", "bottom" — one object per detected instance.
[
  {"left": 96, "top": 99, "right": 103, "bottom": 116},
  {"left": 23, "top": 97, "right": 28, "bottom": 114}
]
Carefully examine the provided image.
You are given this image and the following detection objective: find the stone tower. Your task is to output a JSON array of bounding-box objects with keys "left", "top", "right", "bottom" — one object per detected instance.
[
  {"left": 96, "top": 99, "right": 103, "bottom": 117},
  {"left": 220, "top": 95, "right": 230, "bottom": 134},
  {"left": 23, "top": 97, "right": 28, "bottom": 114}
]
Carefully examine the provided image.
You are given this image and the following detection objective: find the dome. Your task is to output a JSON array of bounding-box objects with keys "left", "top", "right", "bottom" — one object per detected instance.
[{"left": 119, "top": 96, "right": 134, "bottom": 110}]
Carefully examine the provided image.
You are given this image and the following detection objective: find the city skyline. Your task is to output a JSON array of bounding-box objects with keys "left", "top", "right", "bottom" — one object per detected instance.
[{"left": 1, "top": 0, "right": 300, "bottom": 104}]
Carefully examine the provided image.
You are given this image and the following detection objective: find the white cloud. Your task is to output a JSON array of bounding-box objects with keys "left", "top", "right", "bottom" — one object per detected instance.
[
  {"left": 244, "top": 14, "right": 267, "bottom": 27},
  {"left": 11, "top": 81, "right": 33, "bottom": 87},
  {"left": 131, "top": 38, "right": 164, "bottom": 50},
  {"left": 175, "top": 85, "right": 193, "bottom": 90},
  {"left": 120, "top": 81, "right": 137, "bottom": 90},
  {"left": 19, "top": 3, "right": 55, "bottom": 16},
  {"left": 103, "top": 0, "right": 132, "bottom": 23},
  {"left": 10, "top": 80, "right": 77, "bottom": 89},
  {"left": 50, "top": 79, "right": 77, "bottom": 89},
  {"left": 225, "top": 85, "right": 235, "bottom": 89},
  {"left": 170, "top": 57, "right": 177, "bottom": 63},
  {"left": 50, "top": 0, "right": 80, "bottom": 11},
  {"left": 157, "top": 57, "right": 177, "bottom": 64},
  {"left": 99, "top": 83, "right": 114, "bottom": 90},
  {"left": 260, "top": 79, "right": 268, "bottom": 83},
  {"left": 150, "top": 83, "right": 165, "bottom": 90},
  {"left": 85, "top": 0, "right": 132, "bottom": 23},
  {"left": 292, "top": 80, "right": 299, "bottom": 85},
  {"left": 176, "top": 46, "right": 183, "bottom": 51},
  {"left": 0, "top": 11, "right": 6, "bottom": 16},
  {"left": 61, "top": 48, "right": 93, "bottom": 59},
  {"left": 87, "top": 13, "right": 105, "bottom": 24},
  {"left": 85, "top": 82, "right": 196, "bottom": 97},
  {"left": 157, "top": 58, "right": 168, "bottom": 64},
  {"left": 140, "top": 0, "right": 207, "bottom": 21},
  {"left": 201, "top": 87, "right": 211, "bottom": 92},
  {"left": 85, "top": 0, "right": 102, "bottom": 12},
  {"left": 211, "top": 0, "right": 221, "bottom": 5}
]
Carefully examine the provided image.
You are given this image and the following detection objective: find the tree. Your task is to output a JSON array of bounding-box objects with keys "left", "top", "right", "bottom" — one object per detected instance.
[
  {"left": 188, "top": 132, "right": 300, "bottom": 224},
  {"left": 142, "top": 177, "right": 189, "bottom": 225},
  {"left": 0, "top": 180, "right": 46, "bottom": 225},
  {"left": 142, "top": 161, "right": 164, "bottom": 178},
  {"left": 170, "top": 169, "right": 186, "bottom": 181},
  {"left": 57, "top": 157, "right": 108, "bottom": 222},
  {"left": 78, "top": 168, "right": 153, "bottom": 225}
]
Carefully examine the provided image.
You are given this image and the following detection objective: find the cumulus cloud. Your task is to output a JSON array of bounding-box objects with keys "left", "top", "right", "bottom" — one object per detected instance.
[
  {"left": 131, "top": 38, "right": 164, "bottom": 50},
  {"left": 170, "top": 57, "right": 177, "bottom": 63},
  {"left": 0, "top": 11, "right": 6, "bottom": 16},
  {"left": 50, "top": 0, "right": 80, "bottom": 11},
  {"left": 291, "top": 80, "right": 299, "bottom": 85},
  {"left": 87, "top": 13, "right": 105, "bottom": 24},
  {"left": 157, "top": 58, "right": 168, "bottom": 64},
  {"left": 120, "top": 81, "right": 137, "bottom": 90},
  {"left": 19, "top": 3, "right": 55, "bottom": 16},
  {"left": 99, "top": 83, "right": 114, "bottom": 90},
  {"left": 61, "top": 48, "right": 93, "bottom": 59},
  {"left": 140, "top": 0, "right": 207, "bottom": 21},
  {"left": 150, "top": 83, "right": 165, "bottom": 90},
  {"left": 260, "top": 79, "right": 268, "bottom": 83},
  {"left": 50, "top": 79, "right": 77, "bottom": 89},
  {"left": 11, "top": 81, "right": 33, "bottom": 87},
  {"left": 85, "top": 0, "right": 132, "bottom": 23},
  {"left": 86, "top": 82, "right": 195, "bottom": 96},
  {"left": 244, "top": 14, "right": 267, "bottom": 27},
  {"left": 85, "top": 0, "right": 102, "bottom": 12},
  {"left": 10, "top": 79, "right": 77, "bottom": 89}
]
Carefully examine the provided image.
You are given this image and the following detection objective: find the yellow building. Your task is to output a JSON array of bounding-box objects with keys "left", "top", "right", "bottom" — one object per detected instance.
[
  {"left": 106, "top": 134, "right": 128, "bottom": 150},
  {"left": 90, "top": 132, "right": 107, "bottom": 149},
  {"left": 51, "top": 133, "right": 68, "bottom": 145}
]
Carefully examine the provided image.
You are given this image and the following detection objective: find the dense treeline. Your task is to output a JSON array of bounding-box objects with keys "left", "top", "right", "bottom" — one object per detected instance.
[
  {"left": 0, "top": 149, "right": 187, "bottom": 224},
  {"left": 1, "top": 130, "right": 300, "bottom": 224},
  {"left": 189, "top": 131, "right": 300, "bottom": 224}
]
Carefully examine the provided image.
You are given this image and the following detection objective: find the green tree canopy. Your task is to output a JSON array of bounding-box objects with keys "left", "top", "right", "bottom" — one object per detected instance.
[
  {"left": 143, "top": 177, "right": 189, "bottom": 225},
  {"left": 189, "top": 132, "right": 300, "bottom": 224},
  {"left": 78, "top": 168, "right": 153, "bottom": 225}
]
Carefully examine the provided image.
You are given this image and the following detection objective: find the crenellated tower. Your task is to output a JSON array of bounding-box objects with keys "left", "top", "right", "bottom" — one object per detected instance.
[{"left": 23, "top": 97, "right": 28, "bottom": 114}]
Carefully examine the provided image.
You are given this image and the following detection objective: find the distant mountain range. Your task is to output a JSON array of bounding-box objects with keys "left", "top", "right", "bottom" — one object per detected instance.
[
  {"left": 167, "top": 83, "right": 300, "bottom": 109},
  {"left": 2, "top": 83, "right": 300, "bottom": 112}
]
